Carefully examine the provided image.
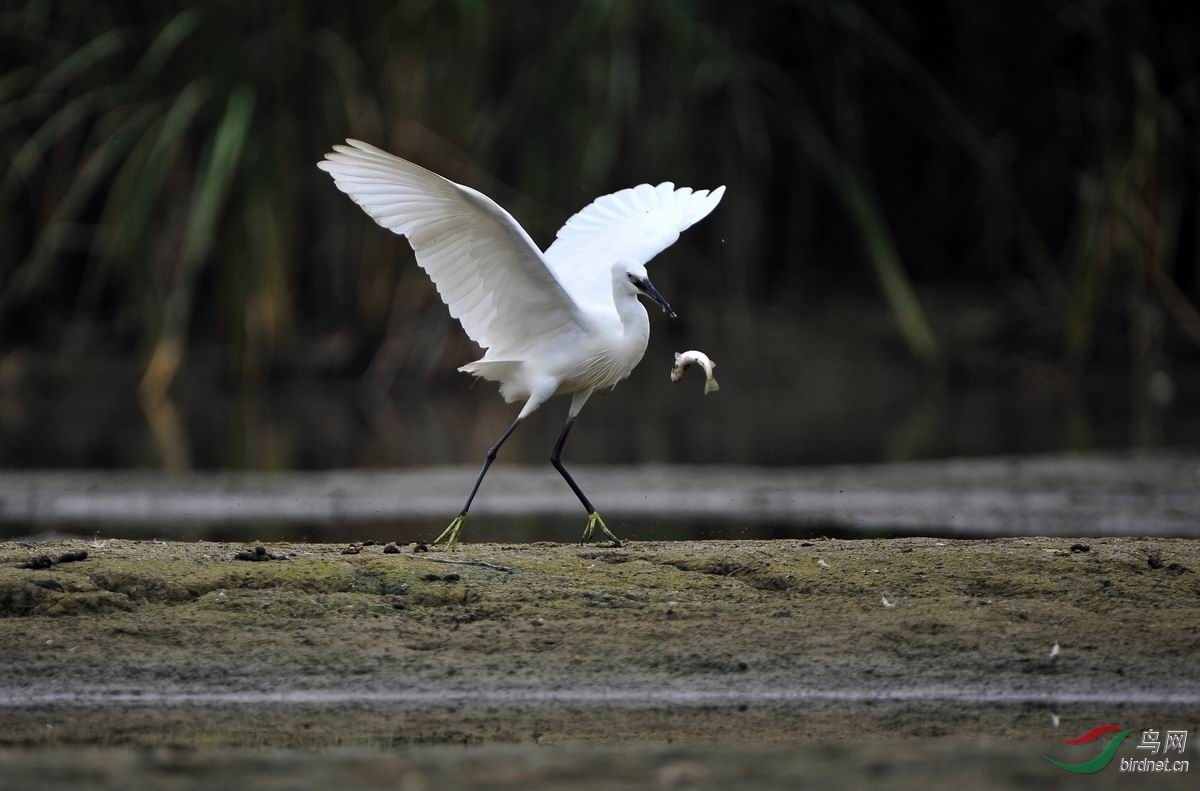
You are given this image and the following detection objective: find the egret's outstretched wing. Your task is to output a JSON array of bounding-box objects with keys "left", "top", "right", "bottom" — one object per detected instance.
[
  {"left": 318, "top": 140, "right": 586, "bottom": 353},
  {"left": 544, "top": 182, "right": 725, "bottom": 310}
]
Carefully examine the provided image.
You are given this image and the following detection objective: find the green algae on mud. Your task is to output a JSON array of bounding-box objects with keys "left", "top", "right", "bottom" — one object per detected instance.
[{"left": 0, "top": 537, "right": 1198, "bottom": 748}]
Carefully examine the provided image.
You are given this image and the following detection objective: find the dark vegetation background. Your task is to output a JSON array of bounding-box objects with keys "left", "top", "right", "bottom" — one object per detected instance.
[{"left": 2, "top": 0, "right": 1199, "bottom": 470}]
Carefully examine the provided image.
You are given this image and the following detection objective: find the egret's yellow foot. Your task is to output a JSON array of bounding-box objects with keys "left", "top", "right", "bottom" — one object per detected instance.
[
  {"left": 434, "top": 514, "right": 466, "bottom": 549},
  {"left": 580, "top": 511, "right": 621, "bottom": 547}
]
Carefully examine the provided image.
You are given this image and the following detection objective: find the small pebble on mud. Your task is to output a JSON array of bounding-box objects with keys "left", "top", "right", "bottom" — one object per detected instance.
[
  {"left": 383, "top": 543, "right": 400, "bottom": 554},
  {"left": 234, "top": 546, "right": 287, "bottom": 562},
  {"left": 1148, "top": 556, "right": 1165, "bottom": 569},
  {"left": 341, "top": 544, "right": 362, "bottom": 555},
  {"left": 412, "top": 542, "right": 429, "bottom": 553},
  {"left": 1070, "top": 543, "right": 1091, "bottom": 553}
]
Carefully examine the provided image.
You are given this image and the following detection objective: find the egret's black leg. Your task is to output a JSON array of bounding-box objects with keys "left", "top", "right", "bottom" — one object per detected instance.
[
  {"left": 551, "top": 418, "right": 621, "bottom": 546},
  {"left": 462, "top": 417, "right": 523, "bottom": 515},
  {"left": 551, "top": 419, "right": 593, "bottom": 513},
  {"left": 434, "top": 416, "right": 522, "bottom": 548}
]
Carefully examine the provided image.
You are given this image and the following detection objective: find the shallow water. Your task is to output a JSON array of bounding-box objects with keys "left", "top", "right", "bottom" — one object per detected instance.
[
  {"left": 5, "top": 685, "right": 1199, "bottom": 708},
  {"left": 2, "top": 455, "right": 1198, "bottom": 541}
]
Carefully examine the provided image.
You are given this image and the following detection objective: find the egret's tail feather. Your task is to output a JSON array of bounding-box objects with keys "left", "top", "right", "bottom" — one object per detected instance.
[
  {"left": 457, "top": 359, "right": 521, "bottom": 376},
  {"left": 458, "top": 359, "right": 524, "bottom": 402}
]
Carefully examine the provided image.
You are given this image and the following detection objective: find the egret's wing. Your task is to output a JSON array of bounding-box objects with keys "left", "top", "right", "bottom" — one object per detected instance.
[
  {"left": 318, "top": 139, "right": 587, "bottom": 353},
  {"left": 544, "top": 182, "right": 725, "bottom": 309}
]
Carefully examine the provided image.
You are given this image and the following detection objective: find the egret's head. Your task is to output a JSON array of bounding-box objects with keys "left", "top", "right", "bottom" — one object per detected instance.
[{"left": 619, "top": 263, "right": 676, "bottom": 318}]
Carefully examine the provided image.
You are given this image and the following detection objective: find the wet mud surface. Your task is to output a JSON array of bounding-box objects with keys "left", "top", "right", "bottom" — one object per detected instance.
[
  {"left": 1, "top": 741, "right": 1193, "bottom": 790},
  {"left": 1, "top": 536, "right": 1197, "bottom": 786}
]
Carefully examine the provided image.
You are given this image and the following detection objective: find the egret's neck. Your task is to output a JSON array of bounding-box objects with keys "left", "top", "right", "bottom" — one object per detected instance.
[{"left": 612, "top": 279, "right": 650, "bottom": 342}]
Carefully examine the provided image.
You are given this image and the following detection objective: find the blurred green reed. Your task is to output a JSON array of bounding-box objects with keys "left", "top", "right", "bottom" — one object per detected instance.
[{"left": 1, "top": 0, "right": 1197, "bottom": 389}]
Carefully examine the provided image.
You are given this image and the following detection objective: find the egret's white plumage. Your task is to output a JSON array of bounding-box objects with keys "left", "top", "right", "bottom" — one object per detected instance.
[
  {"left": 545, "top": 181, "right": 726, "bottom": 313},
  {"left": 318, "top": 139, "right": 724, "bottom": 545}
]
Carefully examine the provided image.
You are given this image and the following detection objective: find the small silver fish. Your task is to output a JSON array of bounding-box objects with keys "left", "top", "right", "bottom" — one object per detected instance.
[{"left": 671, "top": 350, "right": 719, "bottom": 394}]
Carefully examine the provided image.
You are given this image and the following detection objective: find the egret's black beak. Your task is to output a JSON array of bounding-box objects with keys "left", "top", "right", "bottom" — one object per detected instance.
[{"left": 633, "top": 276, "right": 677, "bottom": 318}]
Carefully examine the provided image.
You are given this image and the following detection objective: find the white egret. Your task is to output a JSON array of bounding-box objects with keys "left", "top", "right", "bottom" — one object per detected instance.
[{"left": 318, "top": 140, "right": 725, "bottom": 547}]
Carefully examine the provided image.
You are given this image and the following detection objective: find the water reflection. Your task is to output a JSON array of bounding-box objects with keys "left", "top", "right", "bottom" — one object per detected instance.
[{"left": 1, "top": 329, "right": 1195, "bottom": 472}]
